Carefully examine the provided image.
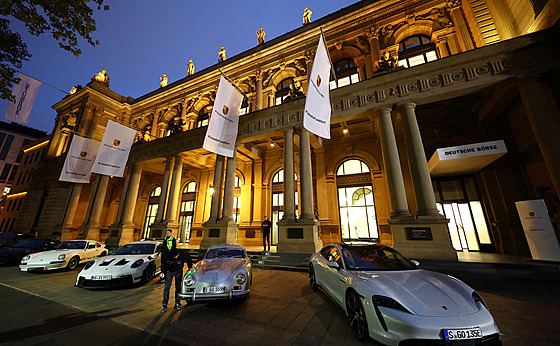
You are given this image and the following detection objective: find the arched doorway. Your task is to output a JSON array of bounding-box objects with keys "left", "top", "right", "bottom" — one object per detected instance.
[
  {"left": 336, "top": 159, "right": 378, "bottom": 241},
  {"left": 271, "top": 169, "right": 298, "bottom": 245},
  {"left": 179, "top": 181, "right": 196, "bottom": 244},
  {"left": 143, "top": 186, "right": 160, "bottom": 238}
]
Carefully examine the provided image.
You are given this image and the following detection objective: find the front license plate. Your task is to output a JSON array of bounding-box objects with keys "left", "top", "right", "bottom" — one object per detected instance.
[
  {"left": 205, "top": 286, "right": 226, "bottom": 293},
  {"left": 444, "top": 327, "right": 482, "bottom": 340},
  {"left": 91, "top": 275, "right": 112, "bottom": 280}
]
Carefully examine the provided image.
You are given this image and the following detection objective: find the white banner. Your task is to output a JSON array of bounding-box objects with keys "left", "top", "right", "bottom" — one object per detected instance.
[
  {"left": 515, "top": 199, "right": 560, "bottom": 262},
  {"left": 91, "top": 120, "right": 136, "bottom": 177},
  {"left": 303, "top": 34, "right": 332, "bottom": 139},
  {"left": 5, "top": 73, "right": 42, "bottom": 124},
  {"left": 59, "top": 135, "right": 100, "bottom": 183},
  {"left": 202, "top": 76, "right": 243, "bottom": 157}
]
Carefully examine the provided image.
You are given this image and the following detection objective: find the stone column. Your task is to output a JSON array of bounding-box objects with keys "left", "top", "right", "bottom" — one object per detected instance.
[
  {"left": 221, "top": 151, "right": 237, "bottom": 222},
  {"left": 399, "top": 103, "right": 443, "bottom": 219},
  {"left": 377, "top": 107, "right": 413, "bottom": 220},
  {"left": 208, "top": 155, "right": 225, "bottom": 222},
  {"left": 256, "top": 70, "right": 263, "bottom": 110},
  {"left": 58, "top": 184, "right": 83, "bottom": 241},
  {"left": 79, "top": 175, "right": 110, "bottom": 240},
  {"left": 77, "top": 104, "right": 94, "bottom": 136},
  {"left": 163, "top": 156, "right": 183, "bottom": 231},
  {"left": 367, "top": 31, "right": 381, "bottom": 73},
  {"left": 435, "top": 36, "right": 450, "bottom": 58},
  {"left": 111, "top": 168, "right": 131, "bottom": 227},
  {"left": 154, "top": 157, "right": 174, "bottom": 223},
  {"left": 448, "top": 5, "right": 475, "bottom": 51},
  {"left": 305, "top": 52, "right": 314, "bottom": 85},
  {"left": 485, "top": 0, "right": 518, "bottom": 40},
  {"left": 180, "top": 101, "right": 188, "bottom": 131},
  {"left": 283, "top": 128, "right": 296, "bottom": 220},
  {"left": 55, "top": 131, "right": 70, "bottom": 156},
  {"left": 150, "top": 112, "right": 158, "bottom": 138},
  {"left": 519, "top": 79, "right": 560, "bottom": 197},
  {"left": 299, "top": 128, "right": 314, "bottom": 220},
  {"left": 120, "top": 165, "right": 142, "bottom": 225}
]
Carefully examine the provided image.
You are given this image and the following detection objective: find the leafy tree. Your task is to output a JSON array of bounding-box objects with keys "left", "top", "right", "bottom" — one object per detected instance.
[{"left": 0, "top": 0, "right": 109, "bottom": 101}]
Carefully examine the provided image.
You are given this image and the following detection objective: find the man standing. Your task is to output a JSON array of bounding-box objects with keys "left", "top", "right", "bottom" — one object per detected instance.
[
  {"left": 261, "top": 215, "right": 272, "bottom": 251},
  {"left": 161, "top": 247, "right": 192, "bottom": 312}
]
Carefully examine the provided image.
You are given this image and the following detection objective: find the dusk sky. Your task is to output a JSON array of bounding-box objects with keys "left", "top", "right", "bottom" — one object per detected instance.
[{"left": 1, "top": 0, "right": 358, "bottom": 133}]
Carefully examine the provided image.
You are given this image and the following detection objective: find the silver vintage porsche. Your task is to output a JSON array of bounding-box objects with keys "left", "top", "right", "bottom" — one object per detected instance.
[{"left": 179, "top": 244, "right": 252, "bottom": 302}]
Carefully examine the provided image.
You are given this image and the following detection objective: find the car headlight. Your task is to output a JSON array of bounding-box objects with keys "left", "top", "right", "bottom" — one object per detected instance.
[
  {"left": 235, "top": 273, "right": 246, "bottom": 285},
  {"left": 84, "top": 260, "right": 95, "bottom": 270},
  {"left": 184, "top": 274, "right": 196, "bottom": 286},
  {"left": 131, "top": 259, "right": 144, "bottom": 268},
  {"left": 58, "top": 254, "right": 66, "bottom": 260},
  {"left": 21, "top": 255, "right": 30, "bottom": 262},
  {"left": 372, "top": 295, "right": 412, "bottom": 314},
  {"left": 472, "top": 291, "right": 488, "bottom": 310}
]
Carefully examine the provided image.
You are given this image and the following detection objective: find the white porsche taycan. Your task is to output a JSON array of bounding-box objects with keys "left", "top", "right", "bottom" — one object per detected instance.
[
  {"left": 76, "top": 240, "right": 162, "bottom": 289},
  {"left": 20, "top": 240, "right": 107, "bottom": 271},
  {"left": 309, "top": 243, "right": 501, "bottom": 345}
]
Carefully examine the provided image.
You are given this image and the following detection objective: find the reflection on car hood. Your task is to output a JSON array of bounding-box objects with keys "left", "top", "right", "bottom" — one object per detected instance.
[
  {"left": 195, "top": 258, "right": 245, "bottom": 283},
  {"left": 31, "top": 249, "right": 78, "bottom": 260},
  {"left": 80, "top": 254, "right": 150, "bottom": 276},
  {"left": 0, "top": 248, "right": 30, "bottom": 257},
  {"left": 353, "top": 269, "right": 477, "bottom": 316}
]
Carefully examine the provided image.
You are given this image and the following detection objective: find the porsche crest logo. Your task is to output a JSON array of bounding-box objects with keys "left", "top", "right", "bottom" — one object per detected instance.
[
  {"left": 223, "top": 105, "right": 229, "bottom": 115},
  {"left": 80, "top": 151, "right": 87, "bottom": 158},
  {"left": 529, "top": 212, "right": 535, "bottom": 217},
  {"left": 317, "top": 74, "right": 322, "bottom": 87},
  {"left": 113, "top": 139, "right": 121, "bottom": 147}
]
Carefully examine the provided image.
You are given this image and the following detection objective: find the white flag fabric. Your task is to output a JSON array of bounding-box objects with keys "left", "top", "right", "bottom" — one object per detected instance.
[
  {"left": 5, "top": 73, "right": 42, "bottom": 124},
  {"left": 91, "top": 120, "right": 137, "bottom": 177},
  {"left": 59, "top": 135, "right": 100, "bottom": 183},
  {"left": 303, "top": 34, "right": 333, "bottom": 139},
  {"left": 202, "top": 76, "right": 244, "bottom": 157}
]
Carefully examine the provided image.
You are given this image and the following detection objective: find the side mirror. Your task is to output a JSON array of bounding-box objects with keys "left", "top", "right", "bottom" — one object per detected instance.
[
  {"left": 410, "top": 260, "right": 420, "bottom": 267},
  {"left": 327, "top": 261, "right": 340, "bottom": 270}
]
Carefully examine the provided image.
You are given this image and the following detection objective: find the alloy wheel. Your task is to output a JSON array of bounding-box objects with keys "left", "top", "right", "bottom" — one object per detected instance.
[{"left": 346, "top": 292, "right": 369, "bottom": 341}]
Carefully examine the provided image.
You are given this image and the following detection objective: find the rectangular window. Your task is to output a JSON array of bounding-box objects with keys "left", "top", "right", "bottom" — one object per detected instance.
[
  {"left": 8, "top": 218, "right": 16, "bottom": 232},
  {"left": 0, "top": 164, "right": 12, "bottom": 182},
  {"left": 0, "top": 218, "right": 6, "bottom": 232},
  {"left": 8, "top": 165, "right": 18, "bottom": 182},
  {"left": 6, "top": 200, "right": 13, "bottom": 212},
  {"left": 0, "top": 133, "right": 6, "bottom": 151},
  {"left": 16, "top": 198, "right": 23, "bottom": 211},
  {"left": 16, "top": 139, "right": 33, "bottom": 163},
  {"left": 0, "top": 135, "right": 14, "bottom": 160}
]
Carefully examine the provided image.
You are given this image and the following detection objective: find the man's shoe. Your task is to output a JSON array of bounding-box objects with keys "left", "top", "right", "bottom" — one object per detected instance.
[
  {"left": 174, "top": 304, "right": 182, "bottom": 310},
  {"left": 161, "top": 306, "right": 167, "bottom": 312}
]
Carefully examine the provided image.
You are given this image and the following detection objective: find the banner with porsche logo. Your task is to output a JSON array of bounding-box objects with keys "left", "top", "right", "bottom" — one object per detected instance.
[
  {"left": 59, "top": 135, "right": 100, "bottom": 183},
  {"left": 91, "top": 120, "right": 136, "bottom": 177},
  {"left": 303, "top": 33, "right": 333, "bottom": 139},
  {"left": 202, "top": 76, "right": 243, "bottom": 157}
]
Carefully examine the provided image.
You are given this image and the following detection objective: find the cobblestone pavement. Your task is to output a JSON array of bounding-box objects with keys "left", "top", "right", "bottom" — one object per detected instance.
[{"left": 0, "top": 265, "right": 559, "bottom": 345}]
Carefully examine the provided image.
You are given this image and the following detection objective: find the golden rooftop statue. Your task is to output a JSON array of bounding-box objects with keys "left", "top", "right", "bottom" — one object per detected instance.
[
  {"left": 69, "top": 86, "right": 77, "bottom": 95},
  {"left": 219, "top": 46, "right": 226, "bottom": 62},
  {"left": 256, "top": 27, "right": 265, "bottom": 45},
  {"left": 187, "top": 59, "right": 195, "bottom": 75},
  {"left": 93, "top": 69, "right": 110, "bottom": 87},
  {"left": 160, "top": 73, "right": 168, "bottom": 88},
  {"left": 303, "top": 7, "right": 312, "bottom": 24}
]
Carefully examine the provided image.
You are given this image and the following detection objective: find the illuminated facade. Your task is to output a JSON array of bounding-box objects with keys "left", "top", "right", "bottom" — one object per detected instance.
[{"left": 15, "top": 0, "right": 560, "bottom": 259}]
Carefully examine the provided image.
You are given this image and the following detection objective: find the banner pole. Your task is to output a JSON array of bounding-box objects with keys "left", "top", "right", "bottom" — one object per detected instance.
[
  {"left": 17, "top": 71, "right": 68, "bottom": 95},
  {"left": 218, "top": 68, "right": 260, "bottom": 111},
  {"left": 319, "top": 28, "right": 337, "bottom": 80}
]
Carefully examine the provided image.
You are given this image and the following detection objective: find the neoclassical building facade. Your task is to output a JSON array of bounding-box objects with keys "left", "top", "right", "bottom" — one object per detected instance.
[{"left": 12, "top": 0, "right": 560, "bottom": 259}]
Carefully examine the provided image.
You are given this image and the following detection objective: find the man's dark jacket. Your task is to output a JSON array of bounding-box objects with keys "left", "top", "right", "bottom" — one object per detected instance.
[{"left": 161, "top": 249, "right": 192, "bottom": 273}]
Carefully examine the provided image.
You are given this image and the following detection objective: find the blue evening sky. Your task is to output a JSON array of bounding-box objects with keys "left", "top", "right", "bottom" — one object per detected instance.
[{"left": 1, "top": 0, "right": 358, "bottom": 133}]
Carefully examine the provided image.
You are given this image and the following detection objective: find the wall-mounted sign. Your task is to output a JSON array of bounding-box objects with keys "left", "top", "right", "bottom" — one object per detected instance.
[
  {"left": 515, "top": 199, "right": 560, "bottom": 262},
  {"left": 437, "top": 140, "right": 507, "bottom": 160},
  {"left": 287, "top": 228, "right": 304, "bottom": 239},
  {"left": 405, "top": 227, "right": 433, "bottom": 240}
]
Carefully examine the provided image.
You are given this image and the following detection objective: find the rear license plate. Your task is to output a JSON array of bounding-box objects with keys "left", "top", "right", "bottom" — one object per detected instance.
[
  {"left": 444, "top": 327, "right": 482, "bottom": 340},
  {"left": 91, "top": 275, "right": 112, "bottom": 280},
  {"left": 28, "top": 267, "right": 44, "bottom": 271},
  {"left": 205, "top": 286, "right": 226, "bottom": 293}
]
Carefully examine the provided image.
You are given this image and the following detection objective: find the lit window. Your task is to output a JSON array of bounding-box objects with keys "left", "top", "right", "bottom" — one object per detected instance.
[
  {"left": 197, "top": 105, "right": 212, "bottom": 128},
  {"left": 397, "top": 35, "right": 438, "bottom": 68},
  {"left": 330, "top": 58, "right": 360, "bottom": 90},
  {"left": 239, "top": 97, "right": 249, "bottom": 115},
  {"left": 275, "top": 78, "right": 294, "bottom": 105}
]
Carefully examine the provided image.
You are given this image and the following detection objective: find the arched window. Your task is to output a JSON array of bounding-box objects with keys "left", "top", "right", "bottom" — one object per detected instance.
[
  {"left": 196, "top": 105, "right": 212, "bottom": 128},
  {"left": 271, "top": 169, "right": 298, "bottom": 245},
  {"left": 275, "top": 77, "right": 294, "bottom": 105},
  {"left": 330, "top": 58, "right": 360, "bottom": 90},
  {"left": 336, "top": 159, "right": 378, "bottom": 241},
  {"left": 233, "top": 176, "right": 242, "bottom": 223},
  {"left": 239, "top": 97, "right": 249, "bottom": 115},
  {"left": 397, "top": 35, "right": 437, "bottom": 68},
  {"left": 179, "top": 181, "right": 197, "bottom": 244},
  {"left": 143, "top": 186, "right": 161, "bottom": 238}
]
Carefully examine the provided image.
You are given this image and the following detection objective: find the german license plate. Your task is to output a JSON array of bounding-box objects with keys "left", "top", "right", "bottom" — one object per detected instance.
[
  {"left": 444, "top": 327, "right": 482, "bottom": 340},
  {"left": 205, "top": 286, "right": 226, "bottom": 293},
  {"left": 91, "top": 275, "right": 111, "bottom": 280}
]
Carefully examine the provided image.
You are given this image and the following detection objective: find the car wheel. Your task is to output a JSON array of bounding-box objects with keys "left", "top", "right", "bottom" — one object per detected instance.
[
  {"left": 143, "top": 262, "right": 155, "bottom": 282},
  {"left": 346, "top": 291, "right": 369, "bottom": 341},
  {"left": 308, "top": 264, "right": 319, "bottom": 291},
  {"left": 67, "top": 256, "right": 79, "bottom": 270}
]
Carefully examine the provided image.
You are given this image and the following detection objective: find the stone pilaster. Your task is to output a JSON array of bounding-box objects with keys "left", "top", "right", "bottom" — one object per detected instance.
[
  {"left": 57, "top": 184, "right": 83, "bottom": 241},
  {"left": 281, "top": 128, "right": 295, "bottom": 220}
]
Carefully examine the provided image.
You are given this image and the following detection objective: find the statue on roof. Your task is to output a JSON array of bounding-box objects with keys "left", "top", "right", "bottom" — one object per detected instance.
[
  {"left": 187, "top": 59, "right": 195, "bottom": 75},
  {"left": 160, "top": 73, "right": 168, "bottom": 88},
  {"left": 303, "top": 7, "right": 312, "bottom": 24},
  {"left": 256, "top": 27, "right": 265, "bottom": 45},
  {"left": 93, "top": 69, "right": 110, "bottom": 87},
  {"left": 219, "top": 46, "right": 226, "bottom": 62}
]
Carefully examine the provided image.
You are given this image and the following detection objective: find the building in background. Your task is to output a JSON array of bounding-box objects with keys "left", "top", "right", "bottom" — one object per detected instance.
[{"left": 14, "top": 0, "right": 560, "bottom": 259}]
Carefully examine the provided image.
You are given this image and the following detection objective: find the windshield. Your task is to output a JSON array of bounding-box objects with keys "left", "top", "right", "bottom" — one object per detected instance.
[
  {"left": 342, "top": 246, "right": 416, "bottom": 271},
  {"left": 205, "top": 248, "right": 245, "bottom": 259},
  {"left": 113, "top": 244, "right": 155, "bottom": 255},
  {"left": 13, "top": 239, "right": 46, "bottom": 248},
  {"left": 0, "top": 233, "right": 16, "bottom": 241},
  {"left": 56, "top": 241, "right": 87, "bottom": 250}
]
